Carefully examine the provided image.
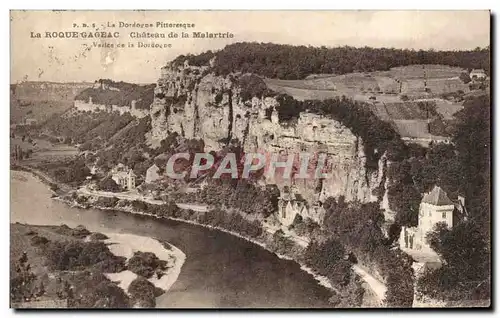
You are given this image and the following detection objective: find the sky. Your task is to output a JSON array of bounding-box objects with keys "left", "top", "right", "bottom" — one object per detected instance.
[{"left": 10, "top": 10, "right": 490, "bottom": 84}]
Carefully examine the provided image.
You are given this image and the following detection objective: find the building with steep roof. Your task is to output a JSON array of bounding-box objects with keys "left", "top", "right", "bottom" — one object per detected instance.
[
  {"left": 277, "top": 187, "right": 326, "bottom": 226},
  {"left": 399, "top": 185, "right": 456, "bottom": 254},
  {"left": 470, "top": 69, "right": 487, "bottom": 80},
  {"left": 111, "top": 164, "right": 136, "bottom": 191}
]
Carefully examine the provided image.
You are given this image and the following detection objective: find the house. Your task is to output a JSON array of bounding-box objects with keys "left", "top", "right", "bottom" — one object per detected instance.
[
  {"left": 277, "top": 188, "right": 326, "bottom": 226},
  {"left": 145, "top": 163, "right": 163, "bottom": 184},
  {"left": 470, "top": 69, "right": 487, "bottom": 80},
  {"left": 111, "top": 164, "right": 136, "bottom": 191},
  {"left": 25, "top": 118, "right": 37, "bottom": 125},
  {"left": 399, "top": 185, "right": 455, "bottom": 255}
]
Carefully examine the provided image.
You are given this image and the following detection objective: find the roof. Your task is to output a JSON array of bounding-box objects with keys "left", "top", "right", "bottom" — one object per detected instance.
[
  {"left": 421, "top": 185, "right": 454, "bottom": 206},
  {"left": 470, "top": 69, "right": 486, "bottom": 74}
]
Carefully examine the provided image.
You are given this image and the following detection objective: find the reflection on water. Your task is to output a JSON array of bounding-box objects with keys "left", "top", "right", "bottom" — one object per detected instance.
[{"left": 11, "top": 170, "right": 333, "bottom": 308}]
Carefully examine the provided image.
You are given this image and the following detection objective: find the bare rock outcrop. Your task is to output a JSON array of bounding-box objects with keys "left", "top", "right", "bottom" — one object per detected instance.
[{"left": 150, "top": 60, "right": 388, "bottom": 204}]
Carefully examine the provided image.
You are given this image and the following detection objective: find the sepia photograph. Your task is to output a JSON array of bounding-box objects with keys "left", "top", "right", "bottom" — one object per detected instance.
[{"left": 9, "top": 10, "right": 491, "bottom": 309}]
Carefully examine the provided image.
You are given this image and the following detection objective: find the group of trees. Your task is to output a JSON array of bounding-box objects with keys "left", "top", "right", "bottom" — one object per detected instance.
[
  {"left": 75, "top": 80, "right": 155, "bottom": 110},
  {"left": 128, "top": 277, "right": 164, "bottom": 308},
  {"left": 10, "top": 253, "right": 43, "bottom": 303},
  {"left": 387, "top": 94, "right": 490, "bottom": 232},
  {"left": 193, "top": 179, "right": 280, "bottom": 218},
  {"left": 321, "top": 197, "right": 414, "bottom": 307},
  {"left": 42, "top": 111, "right": 133, "bottom": 146},
  {"left": 127, "top": 251, "right": 168, "bottom": 279},
  {"left": 39, "top": 158, "right": 91, "bottom": 185},
  {"left": 43, "top": 239, "right": 126, "bottom": 273},
  {"left": 383, "top": 94, "right": 490, "bottom": 303},
  {"left": 418, "top": 220, "right": 490, "bottom": 301},
  {"left": 174, "top": 42, "right": 490, "bottom": 80}
]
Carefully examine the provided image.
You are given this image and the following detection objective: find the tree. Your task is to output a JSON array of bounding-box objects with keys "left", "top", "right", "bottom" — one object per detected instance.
[
  {"left": 453, "top": 95, "right": 490, "bottom": 234},
  {"left": 128, "top": 277, "right": 161, "bottom": 307},
  {"left": 459, "top": 72, "right": 472, "bottom": 84},
  {"left": 10, "top": 252, "right": 37, "bottom": 302},
  {"left": 419, "top": 220, "right": 490, "bottom": 301},
  {"left": 97, "top": 176, "right": 121, "bottom": 192}
]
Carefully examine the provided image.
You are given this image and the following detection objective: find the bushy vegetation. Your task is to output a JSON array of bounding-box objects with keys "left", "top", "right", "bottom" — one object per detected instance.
[
  {"left": 171, "top": 50, "right": 216, "bottom": 67},
  {"left": 237, "top": 74, "right": 274, "bottom": 101},
  {"left": 95, "top": 196, "right": 119, "bottom": 208},
  {"left": 418, "top": 220, "right": 490, "bottom": 302},
  {"left": 288, "top": 214, "right": 320, "bottom": 237},
  {"left": 304, "top": 238, "right": 351, "bottom": 286},
  {"left": 35, "top": 158, "right": 91, "bottom": 185},
  {"left": 87, "top": 232, "right": 109, "bottom": 241},
  {"left": 42, "top": 111, "right": 133, "bottom": 145},
  {"left": 204, "top": 209, "right": 263, "bottom": 238},
  {"left": 194, "top": 179, "right": 280, "bottom": 218},
  {"left": 180, "top": 42, "right": 490, "bottom": 80},
  {"left": 66, "top": 271, "right": 130, "bottom": 308},
  {"left": 128, "top": 276, "right": 164, "bottom": 307},
  {"left": 322, "top": 198, "right": 414, "bottom": 307},
  {"left": 387, "top": 94, "right": 490, "bottom": 234},
  {"left": 75, "top": 79, "right": 155, "bottom": 110},
  {"left": 128, "top": 251, "right": 168, "bottom": 279},
  {"left": 97, "top": 177, "right": 121, "bottom": 192},
  {"left": 43, "top": 240, "right": 126, "bottom": 273},
  {"left": 10, "top": 253, "right": 43, "bottom": 303},
  {"left": 94, "top": 116, "right": 151, "bottom": 172}
]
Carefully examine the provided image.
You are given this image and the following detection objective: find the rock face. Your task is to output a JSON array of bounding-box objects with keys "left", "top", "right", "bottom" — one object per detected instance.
[{"left": 150, "top": 60, "right": 387, "bottom": 204}]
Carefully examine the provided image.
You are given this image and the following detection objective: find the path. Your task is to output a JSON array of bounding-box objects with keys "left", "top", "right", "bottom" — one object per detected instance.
[
  {"left": 352, "top": 265, "right": 387, "bottom": 303},
  {"left": 77, "top": 187, "right": 210, "bottom": 212}
]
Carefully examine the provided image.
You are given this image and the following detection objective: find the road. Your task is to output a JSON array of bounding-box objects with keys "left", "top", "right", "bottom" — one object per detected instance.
[{"left": 77, "top": 187, "right": 210, "bottom": 212}]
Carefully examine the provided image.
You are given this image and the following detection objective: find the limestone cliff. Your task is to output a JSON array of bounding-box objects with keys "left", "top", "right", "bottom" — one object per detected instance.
[{"left": 150, "top": 60, "right": 388, "bottom": 205}]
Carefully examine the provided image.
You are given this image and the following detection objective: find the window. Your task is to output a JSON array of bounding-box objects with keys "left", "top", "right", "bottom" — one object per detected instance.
[{"left": 442, "top": 212, "right": 446, "bottom": 219}]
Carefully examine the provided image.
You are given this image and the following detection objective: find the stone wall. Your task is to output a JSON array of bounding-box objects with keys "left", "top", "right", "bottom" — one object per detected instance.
[{"left": 74, "top": 99, "right": 149, "bottom": 118}]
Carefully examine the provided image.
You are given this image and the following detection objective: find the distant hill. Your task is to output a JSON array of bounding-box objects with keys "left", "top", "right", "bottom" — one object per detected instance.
[
  {"left": 170, "top": 42, "right": 490, "bottom": 80},
  {"left": 10, "top": 81, "right": 93, "bottom": 124},
  {"left": 75, "top": 79, "right": 155, "bottom": 110}
]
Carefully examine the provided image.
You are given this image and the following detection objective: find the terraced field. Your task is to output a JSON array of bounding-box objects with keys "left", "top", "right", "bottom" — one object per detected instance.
[{"left": 265, "top": 65, "right": 468, "bottom": 144}]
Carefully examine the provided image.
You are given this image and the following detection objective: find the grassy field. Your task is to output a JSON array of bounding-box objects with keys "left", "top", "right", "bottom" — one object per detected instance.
[
  {"left": 264, "top": 65, "right": 468, "bottom": 142},
  {"left": 11, "top": 98, "right": 74, "bottom": 125},
  {"left": 10, "top": 81, "right": 92, "bottom": 125}
]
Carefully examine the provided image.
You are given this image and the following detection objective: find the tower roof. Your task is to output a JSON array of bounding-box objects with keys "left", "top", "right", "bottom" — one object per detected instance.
[{"left": 421, "top": 186, "right": 454, "bottom": 206}]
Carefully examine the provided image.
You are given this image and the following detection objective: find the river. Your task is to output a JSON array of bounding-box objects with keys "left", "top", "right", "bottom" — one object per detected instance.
[{"left": 10, "top": 170, "right": 333, "bottom": 308}]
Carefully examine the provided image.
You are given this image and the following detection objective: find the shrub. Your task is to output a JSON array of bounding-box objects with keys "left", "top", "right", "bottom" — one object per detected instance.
[
  {"left": 44, "top": 240, "right": 124, "bottom": 273},
  {"left": 30, "top": 235, "right": 49, "bottom": 246},
  {"left": 97, "top": 177, "right": 121, "bottom": 192},
  {"left": 127, "top": 252, "right": 168, "bottom": 279},
  {"left": 71, "top": 225, "right": 91, "bottom": 239},
  {"left": 128, "top": 276, "right": 163, "bottom": 308},
  {"left": 95, "top": 197, "right": 119, "bottom": 208},
  {"left": 68, "top": 271, "right": 130, "bottom": 308},
  {"left": 87, "top": 232, "right": 109, "bottom": 241}
]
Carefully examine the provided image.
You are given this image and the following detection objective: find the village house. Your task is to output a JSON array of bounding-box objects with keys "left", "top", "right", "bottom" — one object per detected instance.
[
  {"left": 111, "top": 163, "right": 136, "bottom": 191},
  {"left": 469, "top": 69, "right": 487, "bottom": 80},
  {"left": 277, "top": 188, "right": 326, "bottom": 226},
  {"left": 145, "top": 163, "right": 163, "bottom": 184},
  {"left": 399, "top": 185, "right": 456, "bottom": 255}
]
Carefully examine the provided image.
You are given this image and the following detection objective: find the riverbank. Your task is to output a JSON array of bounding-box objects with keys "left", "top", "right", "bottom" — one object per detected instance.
[
  {"left": 10, "top": 221, "right": 186, "bottom": 309},
  {"left": 59, "top": 190, "right": 377, "bottom": 307},
  {"left": 12, "top": 168, "right": 381, "bottom": 307},
  {"left": 10, "top": 164, "right": 72, "bottom": 194},
  {"left": 102, "top": 232, "right": 186, "bottom": 301}
]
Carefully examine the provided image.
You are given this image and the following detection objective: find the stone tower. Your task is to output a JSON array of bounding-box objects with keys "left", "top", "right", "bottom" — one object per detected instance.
[{"left": 418, "top": 185, "right": 455, "bottom": 234}]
